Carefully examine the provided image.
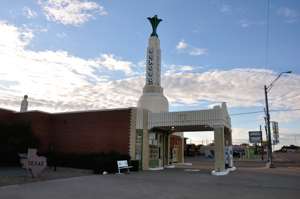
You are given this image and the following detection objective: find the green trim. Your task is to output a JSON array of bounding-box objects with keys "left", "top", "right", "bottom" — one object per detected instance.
[
  {"left": 136, "top": 129, "right": 143, "bottom": 169},
  {"left": 149, "top": 159, "right": 159, "bottom": 168},
  {"left": 147, "top": 15, "right": 162, "bottom": 37}
]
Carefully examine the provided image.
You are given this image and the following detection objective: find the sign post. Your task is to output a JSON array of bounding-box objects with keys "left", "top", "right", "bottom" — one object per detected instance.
[{"left": 260, "top": 125, "right": 264, "bottom": 160}]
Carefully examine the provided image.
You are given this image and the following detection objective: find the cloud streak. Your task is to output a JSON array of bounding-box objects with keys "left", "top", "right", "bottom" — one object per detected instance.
[
  {"left": 277, "top": 7, "right": 299, "bottom": 23},
  {"left": 176, "top": 39, "right": 207, "bottom": 56},
  {"left": 23, "top": 7, "right": 38, "bottom": 19},
  {"left": 239, "top": 19, "right": 265, "bottom": 28},
  {"left": 220, "top": 4, "right": 231, "bottom": 14},
  {"left": 38, "top": 0, "right": 107, "bottom": 26}
]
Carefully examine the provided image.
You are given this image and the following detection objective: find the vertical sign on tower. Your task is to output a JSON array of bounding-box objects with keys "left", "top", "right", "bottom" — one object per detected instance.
[
  {"left": 146, "top": 49, "right": 153, "bottom": 85},
  {"left": 137, "top": 15, "right": 169, "bottom": 113}
]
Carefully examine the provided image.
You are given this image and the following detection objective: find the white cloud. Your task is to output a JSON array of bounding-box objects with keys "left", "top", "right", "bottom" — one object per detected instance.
[
  {"left": 189, "top": 48, "right": 208, "bottom": 56},
  {"left": 0, "top": 21, "right": 34, "bottom": 49},
  {"left": 181, "top": 65, "right": 194, "bottom": 71},
  {"left": 277, "top": 7, "right": 299, "bottom": 23},
  {"left": 38, "top": 0, "right": 107, "bottom": 26},
  {"left": 23, "top": 7, "right": 38, "bottom": 19},
  {"left": 95, "top": 54, "right": 133, "bottom": 75},
  {"left": 162, "top": 68, "right": 300, "bottom": 123},
  {"left": 0, "top": 21, "right": 134, "bottom": 112},
  {"left": 239, "top": 19, "right": 265, "bottom": 28},
  {"left": 176, "top": 40, "right": 207, "bottom": 56},
  {"left": 164, "top": 64, "right": 199, "bottom": 76},
  {"left": 278, "top": 7, "right": 298, "bottom": 18},
  {"left": 0, "top": 21, "right": 299, "bottom": 127},
  {"left": 56, "top": 32, "right": 67, "bottom": 38},
  {"left": 271, "top": 111, "right": 300, "bottom": 124},
  {"left": 220, "top": 4, "right": 231, "bottom": 13},
  {"left": 231, "top": 128, "right": 250, "bottom": 144},
  {"left": 176, "top": 40, "right": 188, "bottom": 50}
]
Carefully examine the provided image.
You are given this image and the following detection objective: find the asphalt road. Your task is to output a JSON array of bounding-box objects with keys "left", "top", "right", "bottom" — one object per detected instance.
[{"left": 1, "top": 167, "right": 300, "bottom": 199}]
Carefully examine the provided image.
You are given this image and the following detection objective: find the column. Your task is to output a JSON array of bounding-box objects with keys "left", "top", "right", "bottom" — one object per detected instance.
[
  {"left": 163, "top": 134, "right": 168, "bottom": 166},
  {"left": 180, "top": 137, "right": 185, "bottom": 163},
  {"left": 142, "top": 128, "right": 149, "bottom": 170},
  {"left": 142, "top": 110, "right": 149, "bottom": 170},
  {"left": 227, "top": 128, "right": 235, "bottom": 169},
  {"left": 166, "top": 133, "right": 171, "bottom": 165},
  {"left": 214, "top": 126, "right": 226, "bottom": 173}
]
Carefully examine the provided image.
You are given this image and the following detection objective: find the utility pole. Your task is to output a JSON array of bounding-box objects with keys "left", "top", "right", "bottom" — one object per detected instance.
[
  {"left": 264, "top": 85, "right": 273, "bottom": 167},
  {"left": 260, "top": 125, "right": 264, "bottom": 160},
  {"left": 264, "top": 71, "right": 292, "bottom": 168}
]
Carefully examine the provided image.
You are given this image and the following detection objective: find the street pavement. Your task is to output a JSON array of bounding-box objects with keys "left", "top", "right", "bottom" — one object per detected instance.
[{"left": 1, "top": 167, "right": 300, "bottom": 199}]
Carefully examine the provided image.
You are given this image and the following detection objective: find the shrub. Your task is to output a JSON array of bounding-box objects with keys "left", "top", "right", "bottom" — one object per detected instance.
[
  {"left": 44, "top": 151, "right": 130, "bottom": 174},
  {"left": 130, "top": 160, "right": 140, "bottom": 171},
  {"left": 0, "top": 122, "right": 38, "bottom": 166}
]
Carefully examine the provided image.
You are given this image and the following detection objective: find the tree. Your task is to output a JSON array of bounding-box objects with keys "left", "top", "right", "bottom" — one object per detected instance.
[{"left": 0, "top": 122, "right": 38, "bottom": 166}]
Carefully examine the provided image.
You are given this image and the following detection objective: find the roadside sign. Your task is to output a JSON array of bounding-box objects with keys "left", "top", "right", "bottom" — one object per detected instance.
[
  {"left": 272, "top": 121, "right": 279, "bottom": 145},
  {"left": 249, "top": 131, "right": 262, "bottom": 144}
]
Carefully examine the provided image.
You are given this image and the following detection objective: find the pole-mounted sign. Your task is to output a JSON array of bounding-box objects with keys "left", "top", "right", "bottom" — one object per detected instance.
[
  {"left": 249, "top": 131, "right": 262, "bottom": 144},
  {"left": 271, "top": 121, "right": 279, "bottom": 145}
]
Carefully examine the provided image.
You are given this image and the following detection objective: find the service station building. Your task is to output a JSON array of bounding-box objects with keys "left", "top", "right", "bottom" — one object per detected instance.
[{"left": 0, "top": 16, "right": 234, "bottom": 175}]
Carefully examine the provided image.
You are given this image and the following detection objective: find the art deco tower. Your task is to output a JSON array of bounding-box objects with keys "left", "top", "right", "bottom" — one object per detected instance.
[{"left": 137, "top": 15, "right": 169, "bottom": 113}]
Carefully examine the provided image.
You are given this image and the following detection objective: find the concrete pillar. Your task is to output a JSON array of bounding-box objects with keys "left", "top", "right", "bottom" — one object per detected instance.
[
  {"left": 129, "top": 108, "right": 137, "bottom": 159},
  {"left": 213, "top": 126, "right": 225, "bottom": 173},
  {"left": 180, "top": 137, "right": 185, "bottom": 163},
  {"left": 226, "top": 128, "right": 235, "bottom": 169},
  {"left": 142, "top": 129, "right": 149, "bottom": 170},
  {"left": 167, "top": 133, "right": 171, "bottom": 165},
  {"left": 142, "top": 110, "right": 149, "bottom": 170},
  {"left": 163, "top": 134, "right": 168, "bottom": 166}
]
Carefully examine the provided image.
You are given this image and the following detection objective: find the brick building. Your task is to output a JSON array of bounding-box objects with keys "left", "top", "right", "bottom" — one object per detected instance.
[{"left": 0, "top": 108, "right": 134, "bottom": 156}]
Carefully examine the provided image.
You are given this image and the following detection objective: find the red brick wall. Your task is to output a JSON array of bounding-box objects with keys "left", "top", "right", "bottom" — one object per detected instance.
[
  {"left": 14, "top": 111, "right": 52, "bottom": 153},
  {"left": 0, "top": 108, "right": 15, "bottom": 124},
  {"left": 51, "top": 109, "right": 131, "bottom": 155},
  {"left": 0, "top": 108, "right": 132, "bottom": 155},
  {"left": 170, "top": 135, "right": 182, "bottom": 148}
]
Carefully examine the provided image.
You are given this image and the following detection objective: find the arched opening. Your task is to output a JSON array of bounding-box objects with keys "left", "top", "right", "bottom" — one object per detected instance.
[{"left": 183, "top": 131, "right": 215, "bottom": 170}]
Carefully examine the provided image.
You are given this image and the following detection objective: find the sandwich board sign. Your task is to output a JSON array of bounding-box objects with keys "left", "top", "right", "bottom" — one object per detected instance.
[{"left": 249, "top": 131, "right": 262, "bottom": 144}]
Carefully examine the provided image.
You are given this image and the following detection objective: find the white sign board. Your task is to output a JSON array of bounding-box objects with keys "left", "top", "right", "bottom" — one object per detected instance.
[
  {"left": 249, "top": 131, "right": 262, "bottom": 144},
  {"left": 272, "top": 121, "right": 279, "bottom": 145}
]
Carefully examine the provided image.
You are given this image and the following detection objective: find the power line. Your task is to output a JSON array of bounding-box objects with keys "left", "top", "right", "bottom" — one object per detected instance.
[
  {"left": 230, "top": 108, "right": 300, "bottom": 116},
  {"left": 230, "top": 110, "right": 264, "bottom": 116},
  {"left": 270, "top": 108, "right": 300, "bottom": 112}
]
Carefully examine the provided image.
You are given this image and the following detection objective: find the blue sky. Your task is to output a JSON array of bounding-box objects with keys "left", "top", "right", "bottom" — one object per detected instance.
[{"left": 0, "top": 0, "right": 299, "bottom": 147}]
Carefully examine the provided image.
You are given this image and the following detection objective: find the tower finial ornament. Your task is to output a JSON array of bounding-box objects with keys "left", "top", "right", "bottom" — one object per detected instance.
[{"left": 147, "top": 15, "right": 162, "bottom": 37}]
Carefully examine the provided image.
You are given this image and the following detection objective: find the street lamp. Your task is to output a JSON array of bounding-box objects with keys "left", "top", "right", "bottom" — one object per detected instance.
[{"left": 264, "top": 71, "right": 292, "bottom": 168}]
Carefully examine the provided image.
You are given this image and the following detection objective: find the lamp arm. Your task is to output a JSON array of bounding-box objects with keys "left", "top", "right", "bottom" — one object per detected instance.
[{"left": 267, "top": 73, "right": 283, "bottom": 92}]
